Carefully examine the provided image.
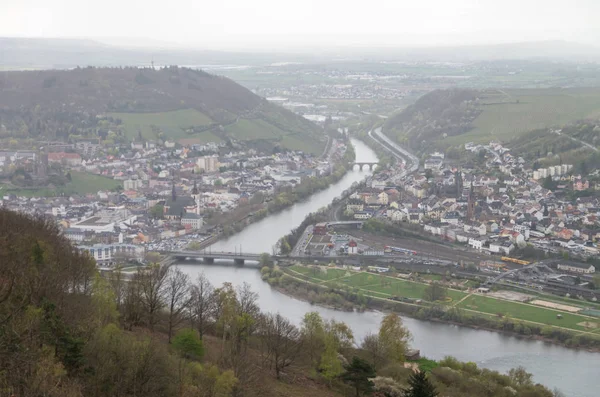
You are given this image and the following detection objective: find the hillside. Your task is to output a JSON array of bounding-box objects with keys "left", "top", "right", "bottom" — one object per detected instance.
[
  {"left": 384, "top": 87, "right": 600, "bottom": 152},
  {"left": 0, "top": 66, "right": 326, "bottom": 154}
]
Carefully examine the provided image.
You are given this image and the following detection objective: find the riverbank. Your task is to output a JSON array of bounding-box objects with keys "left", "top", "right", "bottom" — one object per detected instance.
[
  {"left": 265, "top": 264, "right": 600, "bottom": 352},
  {"left": 202, "top": 139, "right": 356, "bottom": 245}
]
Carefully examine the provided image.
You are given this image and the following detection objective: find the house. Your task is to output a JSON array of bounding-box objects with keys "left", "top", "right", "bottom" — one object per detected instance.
[
  {"left": 573, "top": 179, "right": 590, "bottom": 191},
  {"left": 556, "top": 263, "right": 595, "bottom": 274},
  {"left": 314, "top": 223, "right": 328, "bottom": 235},
  {"left": 47, "top": 152, "right": 83, "bottom": 166},
  {"left": 346, "top": 199, "right": 364, "bottom": 212},
  {"left": 489, "top": 240, "right": 515, "bottom": 255},
  {"left": 464, "top": 221, "right": 487, "bottom": 236},
  {"left": 378, "top": 191, "right": 389, "bottom": 205},
  {"left": 354, "top": 211, "right": 374, "bottom": 220},
  {"left": 468, "top": 236, "right": 487, "bottom": 250},
  {"left": 181, "top": 213, "right": 203, "bottom": 230}
]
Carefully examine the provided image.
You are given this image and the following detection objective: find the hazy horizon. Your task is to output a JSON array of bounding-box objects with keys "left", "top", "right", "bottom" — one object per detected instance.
[{"left": 2, "top": 0, "right": 599, "bottom": 51}]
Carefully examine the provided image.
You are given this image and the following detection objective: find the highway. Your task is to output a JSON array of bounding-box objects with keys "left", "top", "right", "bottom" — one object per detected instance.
[{"left": 368, "top": 127, "right": 420, "bottom": 174}]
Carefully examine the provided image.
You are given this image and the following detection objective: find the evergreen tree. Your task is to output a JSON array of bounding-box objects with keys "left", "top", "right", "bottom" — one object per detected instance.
[
  {"left": 340, "top": 356, "right": 376, "bottom": 397},
  {"left": 402, "top": 370, "right": 438, "bottom": 397}
]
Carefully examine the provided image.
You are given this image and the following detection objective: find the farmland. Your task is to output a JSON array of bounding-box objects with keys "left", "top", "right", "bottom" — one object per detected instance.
[
  {"left": 443, "top": 87, "right": 600, "bottom": 145},
  {"left": 108, "top": 109, "right": 214, "bottom": 141}
]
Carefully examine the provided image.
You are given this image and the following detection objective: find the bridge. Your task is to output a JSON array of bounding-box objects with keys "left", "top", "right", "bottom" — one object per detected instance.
[
  {"left": 166, "top": 250, "right": 263, "bottom": 265},
  {"left": 353, "top": 162, "right": 378, "bottom": 171}
]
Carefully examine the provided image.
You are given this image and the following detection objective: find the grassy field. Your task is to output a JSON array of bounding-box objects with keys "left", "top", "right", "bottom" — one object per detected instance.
[
  {"left": 225, "top": 119, "right": 286, "bottom": 140},
  {"left": 286, "top": 265, "right": 599, "bottom": 333},
  {"left": 0, "top": 171, "right": 121, "bottom": 197},
  {"left": 108, "top": 109, "right": 214, "bottom": 141},
  {"left": 442, "top": 87, "right": 600, "bottom": 145},
  {"left": 289, "top": 266, "right": 466, "bottom": 301},
  {"left": 457, "top": 295, "right": 595, "bottom": 331}
]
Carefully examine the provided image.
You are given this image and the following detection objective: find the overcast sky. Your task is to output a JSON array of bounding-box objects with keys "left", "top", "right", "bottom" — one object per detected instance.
[{"left": 1, "top": 0, "right": 598, "bottom": 50}]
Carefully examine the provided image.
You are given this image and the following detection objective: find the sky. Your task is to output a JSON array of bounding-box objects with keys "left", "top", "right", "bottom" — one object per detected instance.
[{"left": 1, "top": 0, "right": 599, "bottom": 50}]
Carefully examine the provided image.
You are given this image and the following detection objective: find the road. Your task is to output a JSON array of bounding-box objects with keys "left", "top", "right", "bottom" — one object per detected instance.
[{"left": 368, "top": 127, "right": 420, "bottom": 174}]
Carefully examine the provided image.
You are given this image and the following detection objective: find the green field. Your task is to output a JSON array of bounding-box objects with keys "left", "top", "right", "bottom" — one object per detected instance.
[
  {"left": 457, "top": 295, "right": 595, "bottom": 331},
  {"left": 286, "top": 265, "right": 599, "bottom": 333},
  {"left": 0, "top": 171, "right": 121, "bottom": 197},
  {"left": 288, "top": 266, "right": 466, "bottom": 301},
  {"left": 290, "top": 265, "right": 349, "bottom": 281},
  {"left": 225, "top": 119, "right": 286, "bottom": 140},
  {"left": 443, "top": 88, "right": 600, "bottom": 145},
  {"left": 108, "top": 109, "right": 214, "bottom": 141}
]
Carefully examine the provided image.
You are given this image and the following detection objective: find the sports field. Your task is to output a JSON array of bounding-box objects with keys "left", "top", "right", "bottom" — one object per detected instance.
[
  {"left": 286, "top": 265, "right": 600, "bottom": 333},
  {"left": 443, "top": 87, "right": 600, "bottom": 145},
  {"left": 457, "top": 295, "right": 596, "bottom": 331}
]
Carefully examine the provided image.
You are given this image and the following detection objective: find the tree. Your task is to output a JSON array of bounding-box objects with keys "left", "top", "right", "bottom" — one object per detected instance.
[
  {"left": 172, "top": 328, "right": 205, "bottom": 360},
  {"left": 319, "top": 333, "right": 343, "bottom": 384},
  {"left": 261, "top": 313, "right": 303, "bottom": 379},
  {"left": 423, "top": 282, "right": 447, "bottom": 302},
  {"left": 594, "top": 274, "right": 600, "bottom": 290},
  {"left": 172, "top": 328, "right": 204, "bottom": 396},
  {"left": 341, "top": 356, "right": 376, "bottom": 397},
  {"left": 362, "top": 333, "right": 386, "bottom": 369},
  {"left": 190, "top": 273, "right": 215, "bottom": 338},
  {"left": 138, "top": 263, "right": 169, "bottom": 331},
  {"left": 259, "top": 252, "right": 273, "bottom": 268},
  {"left": 150, "top": 204, "right": 164, "bottom": 220},
  {"left": 301, "top": 311, "right": 326, "bottom": 368},
  {"left": 402, "top": 370, "right": 438, "bottom": 397},
  {"left": 508, "top": 366, "right": 533, "bottom": 387},
  {"left": 424, "top": 169, "right": 433, "bottom": 180},
  {"left": 378, "top": 313, "right": 411, "bottom": 363},
  {"left": 165, "top": 267, "right": 191, "bottom": 343}
]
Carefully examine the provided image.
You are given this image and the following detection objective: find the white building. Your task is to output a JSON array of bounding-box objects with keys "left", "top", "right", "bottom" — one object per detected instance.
[
  {"left": 197, "top": 155, "right": 220, "bottom": 173},
  {"left": 124, "top": 179, "right": 143, "bottom": 190},
  {"left": 181, "top": 213, "right": 203, "bottom": 230},
  {"left": 557, "top": 263, "right": 595, "bottom": 274},
  {"left": 71, "top": 207, "right": 137, "bottom": 233},
  {"left": 79, "top": 243, "right": 145, "bottom": 267}
]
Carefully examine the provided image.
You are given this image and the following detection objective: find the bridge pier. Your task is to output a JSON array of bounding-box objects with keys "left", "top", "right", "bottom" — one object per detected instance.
[
  {"left": 234, "top": 258, "right": 245, "bottom": 266},
  {"left": 203, "top": 257, "right": 215, "bottom": 264}
]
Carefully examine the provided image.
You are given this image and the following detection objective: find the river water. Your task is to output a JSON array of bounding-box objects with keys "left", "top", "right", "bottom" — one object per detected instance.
[{"left": 177, "top": 139, "right": 598, "bottom": 397}]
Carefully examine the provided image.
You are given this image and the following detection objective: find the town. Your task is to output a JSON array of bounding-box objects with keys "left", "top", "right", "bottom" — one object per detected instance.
[{"left": 0, "top": 133, "right": 352, "bottom": 266}]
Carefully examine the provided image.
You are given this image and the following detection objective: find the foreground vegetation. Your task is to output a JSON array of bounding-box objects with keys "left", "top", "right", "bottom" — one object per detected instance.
[{"left": 0, "top": 208, "right": 565, "bottom": 397}]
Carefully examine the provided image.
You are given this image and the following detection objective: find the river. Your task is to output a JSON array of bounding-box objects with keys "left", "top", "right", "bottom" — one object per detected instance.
[{"left": 177, "top": 139, "right": 598, "bottom": 397}]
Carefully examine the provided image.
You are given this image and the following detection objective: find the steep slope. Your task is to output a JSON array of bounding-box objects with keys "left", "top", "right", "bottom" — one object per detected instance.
[
  {"left": 384, "top": 87, "right": 600, "bottom": 152},
  {"left": 383, "top": 89, "right": 481, "bottom": 151},
  {"left": 0, "top": 66, "right": 325, "bottom": 154}
]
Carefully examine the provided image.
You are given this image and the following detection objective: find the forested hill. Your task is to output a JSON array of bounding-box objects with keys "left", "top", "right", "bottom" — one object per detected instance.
[
  {"left": 383, "top": 89, "right": 481, "bottom": 151},
  {"left": 0, "top": 67, "right": 325, "bottom": 154},
  {"left": 384, "top": 87, "right": 600, "bottom": 154}
]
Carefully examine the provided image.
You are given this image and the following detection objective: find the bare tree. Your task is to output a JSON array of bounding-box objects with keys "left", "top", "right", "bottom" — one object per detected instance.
[
  {"left": 122, "top": 272, "right": 144, "bottom": 330},
  {"left": 138, "top": 263, "right": 169, "bottom": 331},
  {"left": 261, "top": 313, "right": 303, "bottom": 379},
  {"left": 165, "top": 267, "right": 191, "bottom": 343},
  {"left": 189, "top": 272, "right": 215, "bottom": 338}
]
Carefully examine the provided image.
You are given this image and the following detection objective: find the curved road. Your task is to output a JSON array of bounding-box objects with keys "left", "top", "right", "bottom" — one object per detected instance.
[{"left": 368, "top": 127, "right": 419, "bottom": 174}]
